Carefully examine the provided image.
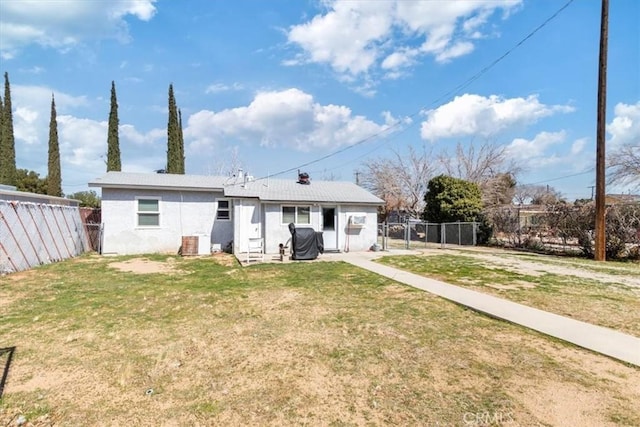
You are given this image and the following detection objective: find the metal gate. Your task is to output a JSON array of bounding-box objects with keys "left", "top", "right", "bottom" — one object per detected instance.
[{"left": 378, "top": 221, "right": 478, "bottom": 250}]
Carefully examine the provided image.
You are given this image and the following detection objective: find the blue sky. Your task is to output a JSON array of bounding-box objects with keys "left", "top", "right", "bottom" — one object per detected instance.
[{"left": 0, "top": 0, "right": 638, "bottom": 200}]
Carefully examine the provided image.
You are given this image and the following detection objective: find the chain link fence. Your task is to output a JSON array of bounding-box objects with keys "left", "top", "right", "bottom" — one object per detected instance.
[
  {"left": 0, "top": 200, "right": 91, "bottom": 274},
  {"left": 377, "top": 221, "right": 478, "bottom": 250}
]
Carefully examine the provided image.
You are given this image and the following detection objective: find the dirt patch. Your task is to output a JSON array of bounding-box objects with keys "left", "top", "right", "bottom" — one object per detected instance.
[
  {"left": 0, "top": 292, "right": 16, "bottom": 308},
  {"left": 2, "top": 269, "right": 41, "bottom": 281},
  {"left": 485, "top": 281, "right": 537, "bottom": 290},
  {"left": 109, "top": 258, "right": 183, "bottom": 275},
  {"left": 210, "top": 252, "right": 238, "bottom": 267},
  {"left": 474, "top": 252, "right": 640, "bottom": 288},
  {"left": 518, "top": 382, "right": 615, "bottom": 426},
  {"left": 420, "top": 247, "right": 640, "bottom": 288}
]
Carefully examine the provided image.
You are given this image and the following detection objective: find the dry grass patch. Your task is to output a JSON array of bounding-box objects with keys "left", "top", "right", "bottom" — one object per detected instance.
[
  {"left": 379, "top": 250, "right": 640, "bottom": 337},
  {"left": 109, "top": 258, "right": 184, "bottom": 275},
  {"left": 1, "top": 254, "right": 638, "bottom": 426}
]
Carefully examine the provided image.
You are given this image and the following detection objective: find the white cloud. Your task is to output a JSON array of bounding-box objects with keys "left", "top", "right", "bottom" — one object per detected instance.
[
  {"left": 12, "top": 85, "right": 88, "bottom": 147},
  {"left": 120, "top": 125, "right": 165, "bottom": 145},
  {"left": 607, "top": 102, "right": 640, "bottom": 148},
  {"left": 19, "top": 65, "right": 45, "bottom": 74},
  {"left": 571, "top": 138, "right": 587, "bottom": 155},
  {"left": 381, "top": 49, "right": 419, "bottom": 70},
  {"left": 58, "top": 115, "right": 108, "bottom": 169},
  {"left": 186, "top": 88, "right": 399, "bottom": 152},
  {"left": 11, "top": 84, "right": 163, "bottom": 191},
  {"left": 13, "top": 107, "right": 40, "bottom": 145},
  {"left": 14, "top": 84, "right": 88, "bottom": 111},
  {"left": 286, "top": 0, "right": 521, "bottom": 83},
  {"left": 205, "top": 83, "right": 244, "bottom": 94},
  {"left": 505, "top": 131, "right": 591, "bottom": 169},
  {"left": 0, "top": 0, "right": 157, "bottom": 58},
  {"left": 506, "top": 131, "right": 566, "bottom": 160},
  {"left": 420, "top": 94, "right": 574, "bottom": 141},
  {"left": 434, "top": 41, "right": 474, "bottom": 63}
]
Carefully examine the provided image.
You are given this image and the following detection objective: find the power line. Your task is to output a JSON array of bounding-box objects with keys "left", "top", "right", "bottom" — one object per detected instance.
[
  {"left": 427, "top": 0, "right": 576, "bottom": 108},
  {"left": 524, "top": 168, "right": 595, "bottom": 186},
  {"left": 251, "top": 0, "right": 577, "bottom": 182},
  {"left": 520, "top": 163, "right": 622, "bottom": 187}
]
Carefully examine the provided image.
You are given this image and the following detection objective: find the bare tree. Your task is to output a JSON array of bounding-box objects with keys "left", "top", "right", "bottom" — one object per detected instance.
[
  {"left": 361, "top": 145, "right": 437, "bottom": 220},
  {"left": 438, "top": 141, "right": 520, "bottom": 206},
  {"left": 609, "top": 142, "right": 640, "bottom": 189},
  {"left": 513, "top": 184, "right": 563, "bottom": 205},
  {"left": 529, "top": 185, "right": 563, "bottom": 205},
  {"left": 209, "top": 146, "right": 245, "bottom": 176},
  {"left": 482, "top": 173, "right": 517, "bottom": 206},
  {"left": 513, "top": 184, "right": 535, "bottom": 205},
  {"left": 319, "top": 169, "right": 341, "bottom": 181}
]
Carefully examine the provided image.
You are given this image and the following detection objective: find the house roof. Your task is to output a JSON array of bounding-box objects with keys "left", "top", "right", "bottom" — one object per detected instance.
[
  {"left": 89, "top": 172, "right": 229, "bottom": 191},
  {"left": 89, "top": 172, "right": 384, "bottom": 205},
  {"left": 224, "top": 178, "right": 384, "bottom": 204},
  {"left": 605, "top": 194, "right": 640, "bottom": 204},
  {"left": 0, "top": 188, "right": 79, "bottom": 206}
]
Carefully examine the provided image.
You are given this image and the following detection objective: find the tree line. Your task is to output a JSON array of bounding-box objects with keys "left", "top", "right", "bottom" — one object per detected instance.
[
  {"left": 0, "top": 73, "right": 186, "bottom": 206},
  {"left": 361, "top": 140, "right": 640, "bottom": 259}
]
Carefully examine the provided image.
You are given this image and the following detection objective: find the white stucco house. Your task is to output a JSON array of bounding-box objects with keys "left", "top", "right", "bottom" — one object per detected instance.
[{"left": 88, "top": 172, "right": 383, "bottom": 257}]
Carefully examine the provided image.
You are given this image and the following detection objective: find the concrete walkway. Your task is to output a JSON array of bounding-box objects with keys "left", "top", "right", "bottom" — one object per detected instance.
[{"left": 340, "top": 251, "right": 640, "bottom": 367}]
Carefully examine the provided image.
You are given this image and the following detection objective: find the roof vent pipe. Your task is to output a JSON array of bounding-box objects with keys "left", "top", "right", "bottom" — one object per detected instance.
[{"left": 297, "top": 171, "right": 310, "bottom": 185}]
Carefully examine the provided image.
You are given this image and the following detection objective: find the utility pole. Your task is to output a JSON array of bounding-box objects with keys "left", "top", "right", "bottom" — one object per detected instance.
[
  {"left": 588, "top": 185, "right": 595, "bottom": 200},
  {"left": 594, "top": 0, "right": 608, "bottom": 261}
]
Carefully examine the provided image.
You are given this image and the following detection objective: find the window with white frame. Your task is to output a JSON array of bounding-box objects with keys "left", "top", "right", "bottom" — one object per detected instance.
[
  {"left": 137, "top": 198, "right": 160, "bottom": 227},
  {"left": 216, "top": 199, "right": 231, "bottom": 220},
  {"left": 282, "top": 205, "right": 311, "bottom": 224}
]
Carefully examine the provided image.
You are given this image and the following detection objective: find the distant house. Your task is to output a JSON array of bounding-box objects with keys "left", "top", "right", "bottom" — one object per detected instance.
[
  {"left": 89, "top": 172, "right": 383, "bottom": 257},
  {"left": 605, "top": 194, "right": 640, "bottom": 205},
  {"left": 517, "top": 204, "right": 547, "bottom": 231}
]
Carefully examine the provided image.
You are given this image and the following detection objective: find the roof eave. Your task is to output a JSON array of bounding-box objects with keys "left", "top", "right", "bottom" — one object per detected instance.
[
  {"left": 259, "top": 198, "right": 384, "bottom": 205},
  {"left": 89, "top": 182, "right": 224, "bottom": 192}
]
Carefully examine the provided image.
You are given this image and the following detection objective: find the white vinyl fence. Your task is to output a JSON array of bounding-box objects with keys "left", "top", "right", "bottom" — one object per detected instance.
[{"left": 0, "top": 200, "right": 91, "bottom": 274}]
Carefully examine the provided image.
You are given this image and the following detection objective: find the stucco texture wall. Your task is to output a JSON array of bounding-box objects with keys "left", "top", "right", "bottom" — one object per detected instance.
[
  {"left": 261, "top": 203, "right": 378, "bottom": 254},
  {"left": 101, "top": 189, "right": 228, "bottom": 255}
]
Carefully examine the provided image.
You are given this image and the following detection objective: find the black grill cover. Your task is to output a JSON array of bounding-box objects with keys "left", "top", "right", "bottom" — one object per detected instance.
[{"left": 289, "top": 223, "right": 324, "bottom": 260}]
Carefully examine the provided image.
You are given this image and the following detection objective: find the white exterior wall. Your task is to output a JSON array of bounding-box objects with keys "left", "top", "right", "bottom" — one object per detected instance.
[
  {"left": 261, "top": 203, "right": 377, "bottom": 253},
  {"left": 337, "top": 206, "right": 378, "bottom": 252},
  {"left": 101, "top": 188, "right": 226, "bottom": 255},
  {"left": 262, "top": 203, "right": 322, "bottom": 254},
  {"left": 211, "top": 198, "right": 234, "bottom": 252},
  {"left": 101, "top": 188, "right": 379, "bottom": 256}
]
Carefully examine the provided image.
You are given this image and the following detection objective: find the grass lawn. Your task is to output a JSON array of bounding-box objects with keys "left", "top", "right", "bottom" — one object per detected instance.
[
  {"left": 1, "top": 253, "right": 639, "bottom": 426},
  {"left": 376, "top": 250, "right": 640, "bottom": 337}
]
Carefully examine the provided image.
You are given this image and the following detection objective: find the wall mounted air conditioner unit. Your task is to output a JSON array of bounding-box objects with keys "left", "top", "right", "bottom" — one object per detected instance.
[{"left": 349, "top": 214, "right": 366, "bottom": 228}]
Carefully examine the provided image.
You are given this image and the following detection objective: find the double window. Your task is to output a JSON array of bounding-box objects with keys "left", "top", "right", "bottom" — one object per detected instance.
[
  {"left": 282, "top": 206, "right": 310, "bottom": 224},
  {"left": 137, "top": 198, "right": 160, "bottom": 227},
  {"left": 216, "top": 199, "right": 231, "bottom": 220}
]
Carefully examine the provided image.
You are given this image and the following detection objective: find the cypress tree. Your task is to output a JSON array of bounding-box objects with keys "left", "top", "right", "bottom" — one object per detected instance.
[
  {"left": 166, "top": 84, "right": 182, "bottom": 174},
  {"left": 178, "top": 108, "right": 185, "bottom": 174},
  {"left": 47, "top": 94, "right": 62, "bottom": 197},
  {"left": 0, "top": 72, "right": 16, "bottom": 186},
  {"left": 0, "top": 95, "right": 4, "bottom": 182},
  {"left": 107, "top": 81, "right": 121, "bottom": 171}
]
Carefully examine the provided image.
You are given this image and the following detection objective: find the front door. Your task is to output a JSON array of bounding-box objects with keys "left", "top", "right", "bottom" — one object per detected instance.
[{"left": 322, "top": 207, "right": 337, "bottom": 251}]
